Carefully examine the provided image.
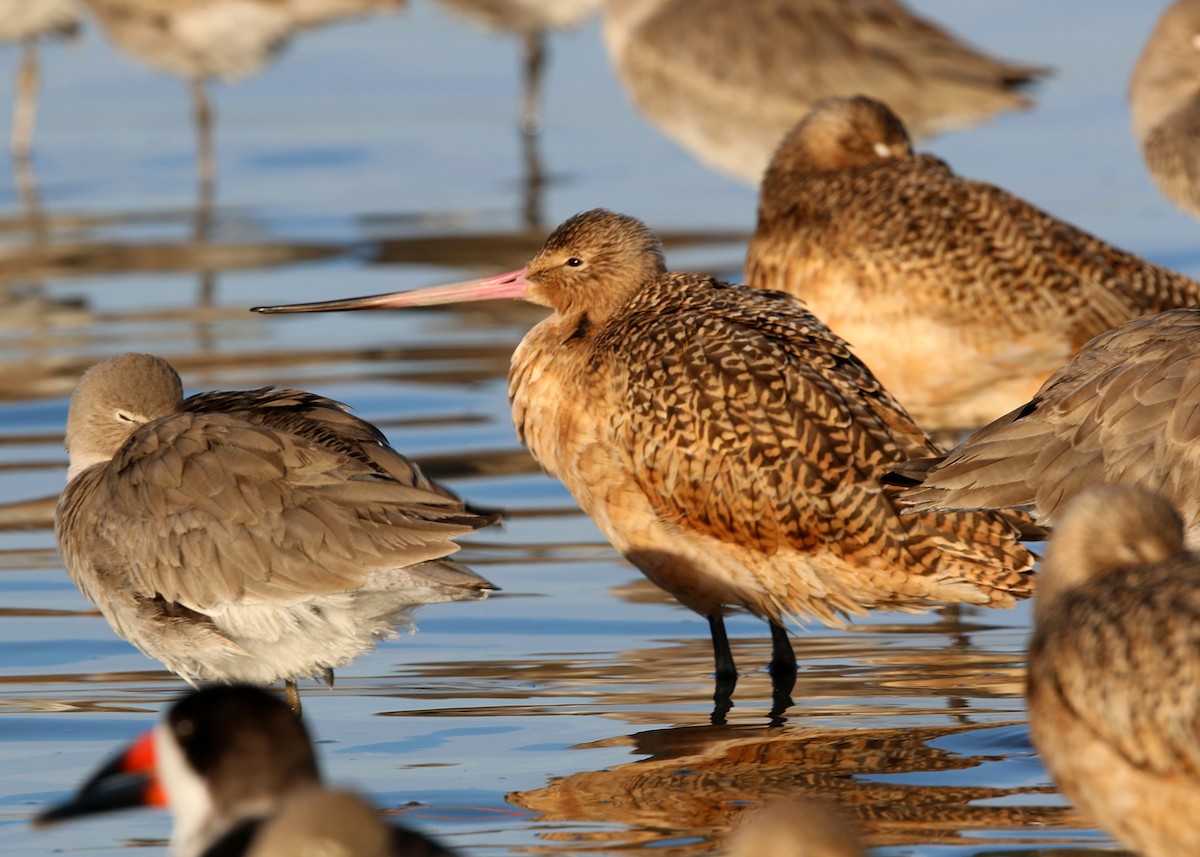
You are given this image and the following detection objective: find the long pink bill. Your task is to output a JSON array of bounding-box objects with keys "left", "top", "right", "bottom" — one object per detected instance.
[{"left": 251, "top": 268, "right": 530, "bottom": 314}]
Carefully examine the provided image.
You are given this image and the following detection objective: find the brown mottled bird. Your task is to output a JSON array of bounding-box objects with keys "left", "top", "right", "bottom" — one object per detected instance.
[
  {"left": 1027, "top": 484, "right": 1200, "bottom": 857},
  {"left": 603, "top": 0, "right": 1047, "bottom": 184},
  {"left": 37, "top": 685, "right": 461, "bottom": 857},
  {"left": 1130, "top": 0, "right": 1200, "bottom": 220},
  {"left": 893, "top": 306, "right": 1200, "bottom": 545},
  {"left": 746, "top": 95, "right": 1200, "bottom": 431},
  {"left": 255, "top": 209, "right": 1035, "bottom": 716},
  {"left": 56, "top": 353, "right": 497, "bottom": 712}
]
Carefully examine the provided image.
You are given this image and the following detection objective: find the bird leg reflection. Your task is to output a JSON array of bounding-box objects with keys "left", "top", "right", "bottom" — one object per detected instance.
[
  {"left": 768, "top": 621, "right": 797, "bottom": 721},
  {"left": 709, "top": 614, "right": 737, "bottom": 725}
]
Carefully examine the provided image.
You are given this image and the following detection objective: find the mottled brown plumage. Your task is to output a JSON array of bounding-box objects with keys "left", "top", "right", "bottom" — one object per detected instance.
[
  {"left": 603, "top": 0, "right": 1047, "bottom": 184},
  {"left": 1130, "top": 0, "right": 1200, "bottom": 220},
  {"left": 1027, "top": 485, "right": 1200, "bottom": 857},
  {"left": 56, "top": 353, "right": 497, "bottom": 704},
  {"left": 255, "top": 209, "right": 1034, "bottom": 710},
  {"left": 746, "top": 96, "right": 1200, "bottom": 430},
  {"left": 896, "top": 306, "right": 1200, "bottom": 545}
]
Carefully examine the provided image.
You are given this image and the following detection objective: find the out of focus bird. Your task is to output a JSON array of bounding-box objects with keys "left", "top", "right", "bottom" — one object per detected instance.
[
  {"left": 726, "top": 799, "right": 863, "bottom": 857},
  {"left": 1130, "top": 0, "right": 1200, "bottom": 220},
  {"left": 255, "top": 208, "right": 1035, "bottom": 719},
  {"left": 37, "top": 684, "right": 461, "bottom": 857},
  {"left": 602, "top": 0, "right": 1048, "bottom": 184},
  {"left": 1027, "top": 484, "right": 1200, "bottom": 857},
  {"left": 0, "top": 0, "right": 81, "bottom": 161},
  {"left": 56, "top": 353, "right": 497, "bottom": 712},
  {"left": 892, "top": 306, "right": 1200, "bottom": 545},
  {"left": 79, "top": 0, "right": 403, "bottom": 194},
  {"left": 746, "top": 95, "right": 1200, "bottom": 431}
]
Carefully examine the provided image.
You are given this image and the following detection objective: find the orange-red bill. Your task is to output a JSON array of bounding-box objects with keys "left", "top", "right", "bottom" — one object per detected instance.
[{"left": 35, "top": 729, "right": 165, "bottom": 827}]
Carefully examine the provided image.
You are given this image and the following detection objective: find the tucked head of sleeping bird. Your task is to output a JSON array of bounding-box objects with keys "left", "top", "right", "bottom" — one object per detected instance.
[{"left": 56, "top": 353, "right": 497, "bottom": 714}]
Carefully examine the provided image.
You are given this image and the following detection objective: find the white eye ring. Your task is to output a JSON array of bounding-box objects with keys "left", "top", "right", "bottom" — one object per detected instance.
[{"left": 115, "top": 410, "right": 137, "bottom": 423}]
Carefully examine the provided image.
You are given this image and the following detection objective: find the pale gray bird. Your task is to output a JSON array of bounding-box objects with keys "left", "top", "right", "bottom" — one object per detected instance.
[{"left": 56, "top": 353, "right": 497, "bottom": 711}]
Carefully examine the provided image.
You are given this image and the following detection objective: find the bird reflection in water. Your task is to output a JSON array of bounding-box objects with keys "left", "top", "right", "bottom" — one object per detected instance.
[{"left": 507, "top": 720, "right": 1079, "bottom": 853}]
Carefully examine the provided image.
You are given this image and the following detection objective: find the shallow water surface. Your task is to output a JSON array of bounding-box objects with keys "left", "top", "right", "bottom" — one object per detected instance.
[{"left": 0, "top": 2, "right": 1189, "bottom": 855}]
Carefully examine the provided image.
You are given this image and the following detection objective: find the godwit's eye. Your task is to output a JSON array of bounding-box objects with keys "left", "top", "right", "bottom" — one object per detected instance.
[{"left": 565, "top": 257, "right": 584, "bottom": 267}]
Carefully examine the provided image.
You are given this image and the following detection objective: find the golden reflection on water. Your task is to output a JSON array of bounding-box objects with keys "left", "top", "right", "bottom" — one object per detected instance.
[{"left": 508, "top": 720, "right": 1079, "bottom": 852}]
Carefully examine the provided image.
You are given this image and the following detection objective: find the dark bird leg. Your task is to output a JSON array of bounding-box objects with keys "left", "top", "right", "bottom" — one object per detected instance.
[
  {"left": 768, "top": 620, "right": 797, "bottom": 722},
  {"left": 11, "top": 39, "right": 38, "bottom": 162},
  {"left": 709, "top": 614, "right": 737, "bottom": 724}
]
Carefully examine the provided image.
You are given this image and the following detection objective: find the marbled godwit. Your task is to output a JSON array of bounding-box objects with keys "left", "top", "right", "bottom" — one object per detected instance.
[
  {"left": 894, "top": 306, "right": 1200, "bottom": 545},
  {"left": 255, "top": 208, "right": 1035, "bottom": 717},
  {"left": 603, "top": 0, "right": 1048, "bottom": 184},
  {"left": 56, "top": 353, "right": 496, "bottom": 711},
  {"left": 79, "top": 0, "right": 402, "bottom": 194},
  {"left": 0, "top": 0, "right": 80, "bottom": 160},
  {"left": 727, "top": 800, "right": 862, "bottom": 857},
  {"left": 1026, "top": 485, "right": 1200, "bottom": 857},
  {"left": 1130, "top": 0, "right": 1200, "bottom": 220},
  {"left": 37, "top": 685, "right": 461, "bottom": 857},
  {"left": 746, "top": 95, "right": 1200, "bottom": 432}
]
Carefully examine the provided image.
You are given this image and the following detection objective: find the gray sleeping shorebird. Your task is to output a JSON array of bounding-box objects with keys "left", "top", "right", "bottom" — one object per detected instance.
[
  {"left": 37, "top": 685, "right": 462, "bottom": 857},
  {"left": 1027, "top": 485, "right": 1200, "bottom": 857},
  {"left": 56, "top": 353, "right": 497, "bottom": 712},
  {"left": 255, "top": 208, "right": 1036, "bottom": 722},
  {"left": 892, "top": 306, "right": 1200, "bottom": 545}
]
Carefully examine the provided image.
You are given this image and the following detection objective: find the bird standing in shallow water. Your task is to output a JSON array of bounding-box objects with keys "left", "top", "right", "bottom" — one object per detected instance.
[
  {"left": 746, "top": 95, "right": 1200, "bottom": 432},
  {"left": 56, "top": 353, "right": 497, "bottom": 713},
  {"left": 37, "top": 685, "right": 461, "bottom": 857},
  {"left": 893, "top": 306, "right": 1200, "bottom": 546},
  {"left": 256, "top": 209, "right": 1034, "bottom": 720},
  {"left": 1026, "top": 485, "right": 1200, "bottom": 857}
]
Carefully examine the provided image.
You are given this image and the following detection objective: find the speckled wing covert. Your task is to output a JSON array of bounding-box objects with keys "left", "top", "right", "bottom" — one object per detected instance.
[
  {"left": 61, "top": 390, "right": 492, "bottom": 611},
  {"left": 900, "top": 307, "right": 1200, "bottom": 533},
  {"left": 599, "top": 274, "right": 1033, "bottom": 581},
  {"left": 755, "top": 154, "right": 1200, "bottom": 340}
]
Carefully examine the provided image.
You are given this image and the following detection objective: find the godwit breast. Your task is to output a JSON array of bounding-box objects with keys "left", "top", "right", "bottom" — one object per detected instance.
[
  {"left": 1130, "top": 0, "right": 1200, "bottom": 220},
  {"left": 1026, "top": 485, "right": 1200, "bottom": 857},
  {"left": 746, "top": 95, "right": 1200, "bottom": 432},
  {"left": 894, "top": 306, "right": 1200, "bottom": 545},
  {"left": 255, "top": 209, "right": 1035, "bottom": 716},
  {"left": 0, "top": 0, "right": 80, "bottom": 160},
  {"left": 37, "top": 685, "right": 461, "bottom": 857},
  {"left": 56, "top": 353, "right": 497, "bottom": 712},
  {"left": 603, "top": 0, "right": 1047, "bottom": 184},
  {"left": 79, "top": 0, "right": 402, "bottom": 193}
]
